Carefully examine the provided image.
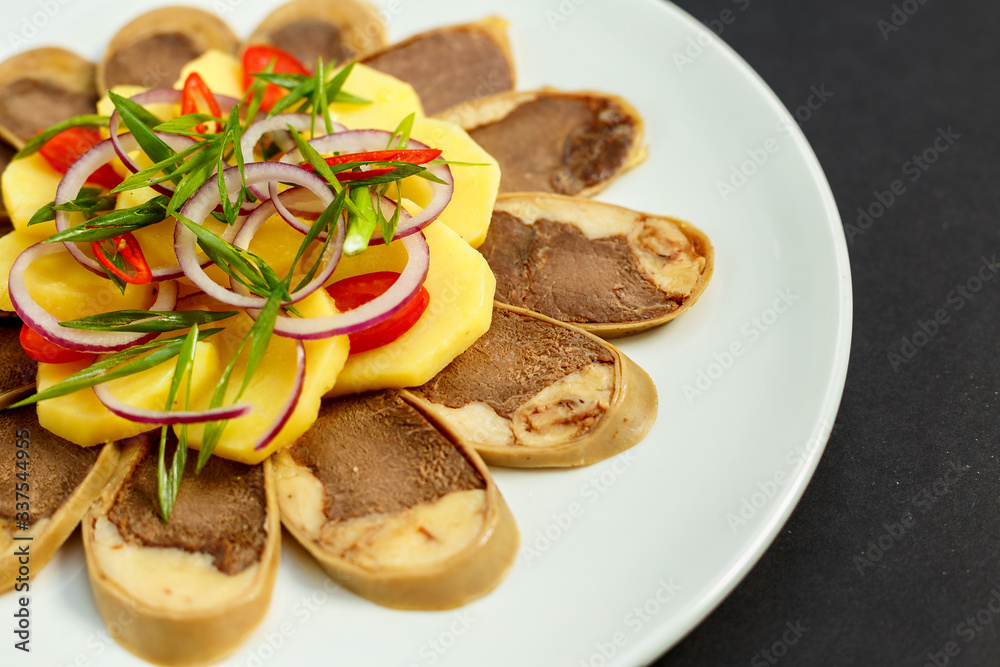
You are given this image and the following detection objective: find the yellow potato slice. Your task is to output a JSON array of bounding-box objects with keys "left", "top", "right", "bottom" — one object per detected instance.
[
  {"left": 329, "top": 63, "right": 425, "bottom": 131},
  {"left": 1, "top": 153, "right": 62, "bottom": 238},
  {"left": 406, "top": 116, "right": 500, "bottom": 248},
  {"left": 183, "top": 290, "right": 350, "bottom": 464},
  {"left": 176, "top": 49, "right": 243, "bottom": 99},
  {"left": 37, "top": 340, "right": 222, "bottom": 447},
  {"left": 0, "top": 230, "right": 42, "bottom": 311},
  {"left": 326, "top": 220, "right": 494, "bottom": 396}
]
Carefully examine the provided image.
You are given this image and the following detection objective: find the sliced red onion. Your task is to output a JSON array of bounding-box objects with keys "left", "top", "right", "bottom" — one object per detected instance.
[
  {"left": 108, "top": 88, "right": 239, "bottom": 194},
  {"left": 266, "top": 181, "right": 409, "bottom": 241},
  {"left": 234, "top": 191, "right": 346, "bottom": 305},
  {"left": 175, "top": 162, "right": 337, "bottom": 309},
  {"left": 280, "top": 129, "right": 453, "bottom": 243},
  {"left": 8, "top": 243, "right": 178, "bottom": 352},
  {"left": 240, "top": 114, "right": 345, "bottom": 201},
  {"left": 253, "top": 340, "right": 305, "bottom": 451},
  {"left": 93, "top": 382, "right": 253, "bottom": 425},
  {"left": 53, "top": 133, "right": 241, "bottom": 282},
  {"left": 248, "top": 230, "right": 430, "bottom": 340}
]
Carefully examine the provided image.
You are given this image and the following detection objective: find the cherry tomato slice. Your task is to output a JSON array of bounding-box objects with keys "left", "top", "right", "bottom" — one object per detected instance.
[
  {"left": 181, "top": 72, "right": 223, "bottom": 134},
  {"left": 39, "top": 127, "right": 122, "bottom": 190},
  {"left": 241, "top": 44, "right": 310, "bottom": 112},
  {"left": 19, "top": 323, "right": 93, "bottom": 364},
  {"left": 325, "top": 271, "right": 431, "bottom": 354}
]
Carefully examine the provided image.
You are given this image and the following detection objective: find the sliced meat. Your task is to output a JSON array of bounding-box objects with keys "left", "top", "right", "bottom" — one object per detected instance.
[
  {"left": 0, "top": 406, "right": 102, "bottom": 524},
  {"left": 274, "top": 390, "right": 518, "bottom": 610},
  {"left": 0, "top": 48, "right": 99, "bottom": 148},
  {"left": 107, "top": 433, "right": 267, "bottom": 575},
  {"left": 99, "top": 7, "right": 239, "bottom": 91},
  {"left": 289, "top": 391, "right": 484, "bottom": 522},
  {"left": 452, "top": 89, "right": 645, "bottom": 196},
  {"left": 480, "top": 193, "right": 713, "bottom": 337},
  {"left": 404, "top": 303, "right": 657, "bottom": 468},
  {"left": 363, "top": 17, "right": 514, "bottom": 115},
  {"left": 247, "top": 0, "right": 387, "bottom": 68},
  {"left": 0, "top": 318, "right": 35, "bottom": 404}
]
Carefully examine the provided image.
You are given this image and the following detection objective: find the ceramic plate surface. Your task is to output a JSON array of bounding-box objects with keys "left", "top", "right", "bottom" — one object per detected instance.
[{"left": 0, "top": 1, "right": 850, "bottom": 665}]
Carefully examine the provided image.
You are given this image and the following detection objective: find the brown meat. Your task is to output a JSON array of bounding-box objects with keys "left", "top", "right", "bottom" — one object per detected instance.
[
  {"left": 364, "top": 26, "right": 513, "bottom": 115},
  {"left": 0, "top": 319, "right": 36, "bottom": 397},
  {"left": 0, "top": 407, "right": 101, "bottom": 524},
  {"left": 108, "top": 435, "right": 267, "bottom": 575},
  {"left": 479, "top": 212, "right": 677, "bottom": 324},
  {"left": 289, "top": 391, "right": 484, "bottom": 522},
  {"left": 467, "top": 94, "right": 636, "bottom": 194},
  {"left": 411, "top": 306, "right": 615, "bottom": 417}
]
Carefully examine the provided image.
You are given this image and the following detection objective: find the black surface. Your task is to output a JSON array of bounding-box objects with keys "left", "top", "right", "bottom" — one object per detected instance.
[{"left": 655, "top": 1, "right": 1000, "bottom": 666}]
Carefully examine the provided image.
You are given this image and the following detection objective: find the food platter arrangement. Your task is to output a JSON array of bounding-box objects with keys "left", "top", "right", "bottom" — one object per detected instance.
[{"left": 0, "top": 1, "right": 851, "bottom": 666}]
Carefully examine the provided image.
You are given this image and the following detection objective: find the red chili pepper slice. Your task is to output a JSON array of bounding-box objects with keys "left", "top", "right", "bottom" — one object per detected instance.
[
  {"left": 181, "top": 72, "right": 223, "bottom": 134},
  {"left": 39, "top": 127, "right": 122, "bottom": 190},
  {"left": 241, "top": 44, "right": 310, "bottom": 112},
  {"left": 325, "top": 271, "right": 431, "bottom": 354},
  {"left": 301, "top": 148, "right": 443, "bottom": 181},
  {"left": 19, "top": 323, "right": 93, "bottom": 364},
  {"left": 90, "top": 232, "right": 152, "bottom": 285}
]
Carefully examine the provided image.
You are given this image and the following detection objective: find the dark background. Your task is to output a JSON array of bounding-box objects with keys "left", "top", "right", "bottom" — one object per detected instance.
[{"left": 656, "top": 1, "right": 1000, "bottom": 666}]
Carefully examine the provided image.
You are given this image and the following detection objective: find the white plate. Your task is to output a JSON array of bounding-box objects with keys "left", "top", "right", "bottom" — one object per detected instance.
[{"left": 0, "top": 1, "right": 851, "bottom": 665}]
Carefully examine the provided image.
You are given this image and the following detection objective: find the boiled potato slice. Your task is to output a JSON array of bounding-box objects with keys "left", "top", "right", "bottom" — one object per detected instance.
[
  {"left": 37, "top": 341, "right": 222, "bottom": 447},
  {"left": 1, "top": 153, "right": 62, "bottom": 238},
  {"left": 406, "top": 116, "right": 499, "bottom": 248},
  {"left": 0, "top": 230, "right": 41, "bottom": 311},
  {"left": 176, "top": 49, "right": 243, "bottom": 99},
  {"left": 329, "top": 63, "right": 425, "bottom": 131},
  {"left": 24, "top": 245, "right": 155, "bottom": 321},
  {"left": 326, "top": 220, "right": 494, "bottom": 396},
  {"left": 183, "top": 290, "right": 349, "bottom": 464}
]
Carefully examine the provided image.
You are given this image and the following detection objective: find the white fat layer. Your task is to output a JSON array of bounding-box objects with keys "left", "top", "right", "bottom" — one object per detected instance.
[
  {"left": 628, "top": 218, "right": 706, "bottom": 297},
  {"left": 428, "top": 401, "right": 515, "bottom": 447},
  {"left": 318, "top": 490, "right": 486, "bottom": 570},
  {"left": 274, "top": 453, "right": 486, "bottom": 571},
  {"left": 494, "top": 197, "right": 705, "bottom": 297},
  {"left": 419, "top": 363, "right": 613, "bottom": 450},
  {"left": 92, "top": 516, "right": 258, "bottom": 611},
  {"left": 512, "top": 363, "right": 613, "bottom": 448}
]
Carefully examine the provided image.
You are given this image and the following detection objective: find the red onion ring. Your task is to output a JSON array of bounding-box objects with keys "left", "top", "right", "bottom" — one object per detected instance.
[
  {"left": 8, "top": 243, "right": 178, "bottom": 352},
  {"left": 241, "top": 114, "right": 345, "bottom": 201},
  {"left": 175, "top": 162, "right": 337, "bottom": 309},
  {"left": 53, "top": 133, "right": 242, "bottom": 282},
  {"left": 253, "top": 340, "right": 305, "bottom": 451},
  {"left": 241, "top": 230, "right": 430, "bottom": 341},
  {"left": 108, "top": 88, "right": 240, "bottom": 195},
  {"left": 234, "top": 191, "right": 346, "bottom": 305},
  {"left": 266, "top": 181, "right": 409, "bottom": 241},
  {"left": 93, "top": 382, "right": 253, "bottom": 425},
  {"left": 280, "top": 129, "right": 453, "bottom": 243}
]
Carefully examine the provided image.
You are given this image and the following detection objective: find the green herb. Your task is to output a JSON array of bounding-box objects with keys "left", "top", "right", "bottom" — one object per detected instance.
[
  {"left": 15, "top": 116, "right": 110, "bottom": 159},
  {"left": 108, "top": 92, "right": 176, "bottom": 169},
  {"left": 28, "top": 188, "right": 114, "bottom": 227},
  {"left": 196, "top": 292, "right": 282, "bottom": 472},
  {"left": 157, "top": 324, "right": 200, "bottom": 521},
  {"left": 7, "top": 329, "right": 223, "bottom": 409},
  {"left": 44, "top": 196, "right": 169, "bottom": 244},
  {"left": 60, "top": 309, "right": 238, "bottom": 333}
]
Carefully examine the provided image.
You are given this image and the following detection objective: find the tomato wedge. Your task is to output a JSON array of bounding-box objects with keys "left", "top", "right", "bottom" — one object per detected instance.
[
  {"left": 181, "top": 72, "right": 222, "bottom": 134},
  {"left": 325, "top": 271, "right": 431, "bottom": 354},
  {"left": 241, "top": 44, "right": 310, "bottom": 112},
  {"left": 19, "top": 323, "right": 93, "bottom": 364},
  {"left": 39, "top": 127, "right": 122, "bottom": 190},
  {"left": 90, "top": 232, "right": 152, "bottom": 285}
]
